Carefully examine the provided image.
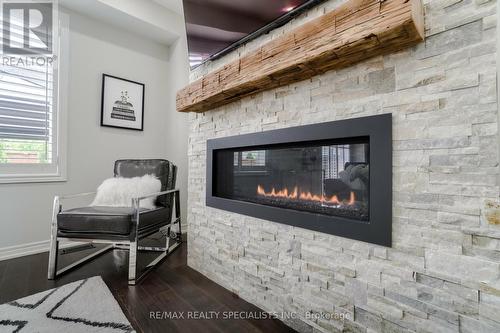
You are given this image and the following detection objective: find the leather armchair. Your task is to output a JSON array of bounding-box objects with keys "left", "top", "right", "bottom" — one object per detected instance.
[{"left": 47, "top": 159, "right": 182, "bottom": 285}]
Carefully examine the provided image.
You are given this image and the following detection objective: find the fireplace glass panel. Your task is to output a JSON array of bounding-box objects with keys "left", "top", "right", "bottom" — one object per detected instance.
[{"left": 213, "top": 138, "right": 369, "bottom": 221}]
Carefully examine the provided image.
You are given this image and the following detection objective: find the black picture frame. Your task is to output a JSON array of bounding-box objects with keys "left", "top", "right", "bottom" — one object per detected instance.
[
  {"left": 206, "top": 114, "right": 392, "bottom": 247},
  {"left": 100, "top": 74, "right": 145, "bottom": 131}
]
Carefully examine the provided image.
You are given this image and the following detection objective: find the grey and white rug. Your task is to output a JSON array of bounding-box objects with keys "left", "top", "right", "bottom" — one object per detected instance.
[{"left": 0, "top": 276, "right": 134, "bottom": 333}]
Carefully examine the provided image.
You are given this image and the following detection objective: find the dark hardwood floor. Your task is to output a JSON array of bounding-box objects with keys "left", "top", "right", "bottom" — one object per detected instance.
[{"left": 0, "top": 236, "right": 295, "bottom": 333}]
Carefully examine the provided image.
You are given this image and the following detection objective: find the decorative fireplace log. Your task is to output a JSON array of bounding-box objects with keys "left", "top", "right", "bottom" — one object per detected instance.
[{"left": 176, "top": 0, "right": 424, "bottom": 113}]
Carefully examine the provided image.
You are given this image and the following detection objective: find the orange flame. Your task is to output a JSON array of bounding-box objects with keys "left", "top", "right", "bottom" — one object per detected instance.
[{"left": 257, "top": 185, "right": 356, "bottom": 205}]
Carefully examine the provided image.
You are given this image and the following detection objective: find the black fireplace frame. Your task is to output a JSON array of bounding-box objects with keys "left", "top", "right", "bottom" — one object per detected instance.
[{"left": 206, "top": 114, "right": 392, "bottom": 247}]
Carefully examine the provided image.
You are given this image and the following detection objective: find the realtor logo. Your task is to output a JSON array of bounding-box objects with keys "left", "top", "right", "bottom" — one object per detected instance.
[{"left": 2, "top": 1, "right": 53, "bottom": 54}]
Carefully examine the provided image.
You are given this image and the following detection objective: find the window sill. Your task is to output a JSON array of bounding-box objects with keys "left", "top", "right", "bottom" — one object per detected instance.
[{"left": 0, "top": 174, "right": 67, "bottom": 184}]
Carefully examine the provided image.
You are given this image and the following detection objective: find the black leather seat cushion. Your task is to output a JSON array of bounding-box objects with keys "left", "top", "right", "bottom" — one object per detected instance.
[{"left": 57, "top": 206, "right": 169, "bottom": 237}]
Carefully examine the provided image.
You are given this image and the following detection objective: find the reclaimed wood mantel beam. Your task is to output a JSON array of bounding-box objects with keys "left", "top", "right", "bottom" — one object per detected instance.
[{"left": 176, "top": 0, "right": 424, "bottom": 113}]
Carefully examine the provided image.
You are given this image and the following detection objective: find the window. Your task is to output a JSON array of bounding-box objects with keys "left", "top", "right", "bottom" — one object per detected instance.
[
  {"left": 322, "top": 145, "right": 351, "bottom": 179},
  {"left": 233, "top": 150, "right": 266, "bottom": 168},
  {"left": 0, "top": 59, "right": 54, "bottom": 164},
  {"left": 0, "top": 11, "right": 67, "bottom": 183}
]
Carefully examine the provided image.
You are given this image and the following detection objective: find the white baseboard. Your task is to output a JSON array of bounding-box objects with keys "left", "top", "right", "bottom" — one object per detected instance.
[{"left": 0, "top": 240, "right": 84, "bottom": 262}]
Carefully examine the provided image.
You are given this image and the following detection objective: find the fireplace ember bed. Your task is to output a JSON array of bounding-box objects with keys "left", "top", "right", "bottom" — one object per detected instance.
[{"left": 206, "top": 114, "right": 392, "bottom": 247}]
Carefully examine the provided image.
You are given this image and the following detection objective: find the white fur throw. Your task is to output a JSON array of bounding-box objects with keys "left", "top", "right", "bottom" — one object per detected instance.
[{"left": 91, "top": 174, "right": 161, "bottom": 209}]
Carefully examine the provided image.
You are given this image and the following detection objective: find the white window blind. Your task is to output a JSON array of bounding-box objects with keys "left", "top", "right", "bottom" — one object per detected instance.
[
  {"left": 0, "top": 61, "right": 54, "bottom": 164},
  {"left": 0, "top": 9, "right": 67, "bottom": 183},
  {"left": 0, "top": 16, "right": 54, "bottom": 165}
]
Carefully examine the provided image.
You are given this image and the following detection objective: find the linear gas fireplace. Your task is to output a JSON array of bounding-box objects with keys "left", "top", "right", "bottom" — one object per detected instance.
[{"left": 206, "top": 114, "right": 392, "bottom": 246}]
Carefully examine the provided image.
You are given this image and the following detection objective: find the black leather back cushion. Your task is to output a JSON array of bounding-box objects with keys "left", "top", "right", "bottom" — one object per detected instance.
[{"left": 114, "top": 159, "right": 177, "bottom": 207}]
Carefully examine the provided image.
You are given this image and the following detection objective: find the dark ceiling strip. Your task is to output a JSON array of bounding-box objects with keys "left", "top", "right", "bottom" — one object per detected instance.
[{"left": 192, "top": 0, "right": 329, "bottom": 68}]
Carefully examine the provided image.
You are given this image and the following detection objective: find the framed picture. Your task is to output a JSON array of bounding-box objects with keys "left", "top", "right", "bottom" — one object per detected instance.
[{"left": 101, "top": 74, "right": 145, "bottom": 131}]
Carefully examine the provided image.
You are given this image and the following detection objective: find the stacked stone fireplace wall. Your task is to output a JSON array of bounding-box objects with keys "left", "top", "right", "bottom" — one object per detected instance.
[{"left": 187, "top": 0, "right": 500, "bottom": 332}]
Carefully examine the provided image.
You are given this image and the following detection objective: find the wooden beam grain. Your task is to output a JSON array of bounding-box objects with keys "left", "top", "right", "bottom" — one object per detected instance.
[{"left": 177, "top": 0, "right": 424, "bottom": 113}]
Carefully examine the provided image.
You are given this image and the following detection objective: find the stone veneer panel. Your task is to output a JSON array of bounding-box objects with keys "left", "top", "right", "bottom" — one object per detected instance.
[{"left": 186, "top": 0, "right": 500, "bottom": 332}]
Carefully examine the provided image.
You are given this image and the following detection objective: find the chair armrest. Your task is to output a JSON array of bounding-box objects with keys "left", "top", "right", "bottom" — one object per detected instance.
[
  {"left": 56, "top": 192, "right": 97, "bottom": 200},
  {"left": 51, "top": 192, "right": 97, "bottom": 227},
  {"left": 135, "top": 189, "right": 179, "bottom": 203},
  {"left": 131, "top": 189, "right": 180, "bottom": 230}
]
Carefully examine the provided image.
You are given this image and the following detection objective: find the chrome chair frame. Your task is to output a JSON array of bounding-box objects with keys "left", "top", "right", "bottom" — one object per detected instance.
[{"left": 47, "top": 189, "right": 182, "bottom": 285}]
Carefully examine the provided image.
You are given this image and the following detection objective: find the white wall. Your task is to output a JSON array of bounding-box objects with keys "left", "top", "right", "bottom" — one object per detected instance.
[{"left": 0, "top": 8, "right": 189, "bottom": 258}]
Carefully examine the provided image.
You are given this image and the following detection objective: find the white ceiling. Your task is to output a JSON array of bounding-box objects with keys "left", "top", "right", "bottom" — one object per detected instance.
[{"left": 60, "top": 0, "right": 185, "bottom": 46}]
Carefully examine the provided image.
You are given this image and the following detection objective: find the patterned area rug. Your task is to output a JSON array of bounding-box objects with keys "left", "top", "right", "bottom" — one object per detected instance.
[{"left": 0, "top": 276, "right": 134, "bottom": 333}]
